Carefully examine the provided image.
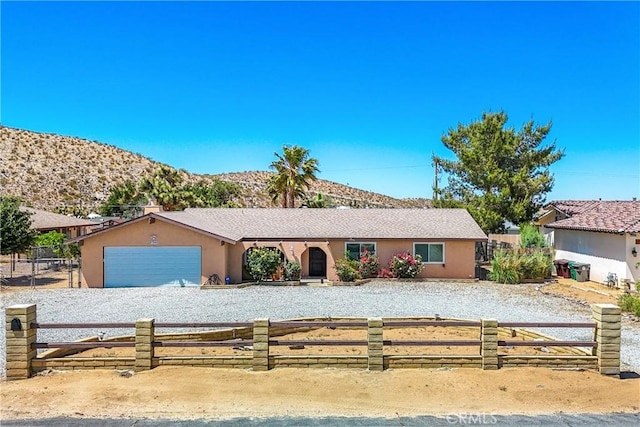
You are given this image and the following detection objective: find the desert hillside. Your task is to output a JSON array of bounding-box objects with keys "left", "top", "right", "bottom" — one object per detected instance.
[{"left": 0, "top": 126, "right": 431, "bottom": 212}]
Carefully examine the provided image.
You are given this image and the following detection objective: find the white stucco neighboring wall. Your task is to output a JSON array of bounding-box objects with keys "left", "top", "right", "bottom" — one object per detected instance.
[
  {"left": 536, "top": 207, "right": 568, "bottom": 248},
  {"left": 554, "top": 229, "right": 638, "bottom": 283},
  {"left": 541, "top": 227, "right": 555, "bottom": 247},
  {"left": 626, "top": 234, "right": 640, "bottom": 283}
]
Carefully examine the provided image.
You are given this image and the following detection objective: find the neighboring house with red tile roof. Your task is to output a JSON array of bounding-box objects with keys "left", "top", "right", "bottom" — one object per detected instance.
[
  {"left": 72, "top": 208, "right": 487, "bottom": 288},
  {"left": 536, "top": 200, "right": 640, "bottom": 284},
  {"left": 20, "top": 206, "right": 95, "bottom": 239}
]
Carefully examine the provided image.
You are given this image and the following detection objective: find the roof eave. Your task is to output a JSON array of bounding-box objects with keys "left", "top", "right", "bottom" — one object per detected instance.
[
  {"left": 546, "top": 224, "right": 627, "bottom": 234},
  {"left": 69, "top": 213, "right": 238, "bottom": 244}
]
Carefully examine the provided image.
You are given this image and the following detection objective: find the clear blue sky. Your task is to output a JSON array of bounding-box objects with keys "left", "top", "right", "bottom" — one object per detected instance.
[{"left": 2, "top": 1, "right": 639, "bottom": 201}]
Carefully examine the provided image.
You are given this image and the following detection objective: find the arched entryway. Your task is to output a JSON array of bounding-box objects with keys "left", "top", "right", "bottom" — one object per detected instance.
[{"left": 307, "top": 247, "right": 327, "bottom": 277}]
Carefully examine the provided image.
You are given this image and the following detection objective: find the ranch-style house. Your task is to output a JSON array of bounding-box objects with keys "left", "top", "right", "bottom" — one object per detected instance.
[{"left": 73, "top": 208, "right": 487, "bottom": 287}]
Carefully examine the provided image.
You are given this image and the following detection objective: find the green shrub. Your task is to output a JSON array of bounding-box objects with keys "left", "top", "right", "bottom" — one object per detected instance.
[
  {"left": 63, "top": 243, "right": 81, "bottom": 259},
  {"left": 389, "top": 253, "right": 423, "bottom": 279},
  {"left": 489, "top": 248, "right": 552, "bottom": 284},
  {"left": 35, "top": 231, "right": 66, "bottom": 258},
  {"left": 283, "top": 260, "right": 301, "bottom": 281},
  {"left": 520, "top": 223, "right": 547, "bottom": 249},
  {"left": 519, "top": 249, "right": 552, "bottom": 280},
  {"left": 618, "top": 293, "right": 640, "bottom": 317},
  {"left": 489, "top": 249, "right": 521, "bottom": 284},
  {"left": 334, "top": 252, "right": 360, "bottom": 282},
  {"left": 246, "top": 247, "right": 282, "bottom": 282}
]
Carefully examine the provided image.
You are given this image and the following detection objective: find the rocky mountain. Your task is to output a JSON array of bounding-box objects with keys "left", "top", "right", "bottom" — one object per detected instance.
[{"left": 0, "top": 126, "right": 431, "bottom": 213}]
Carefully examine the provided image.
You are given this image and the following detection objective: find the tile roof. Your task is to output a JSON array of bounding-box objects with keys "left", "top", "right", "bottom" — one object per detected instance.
[
  {"left": 154, "top": 208, "right": 488, "bottom": 241},
  {"left": 547, "top": 200, "right": 603, "bottom": 216},
  {"left": 545, "top": 200, "right": 640, "bottom": 233},
  {"left": 20, "top": 206, "right": 96, "bottom": 230}
]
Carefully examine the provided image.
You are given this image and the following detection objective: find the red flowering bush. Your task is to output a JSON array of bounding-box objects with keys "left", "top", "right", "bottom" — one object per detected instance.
[
  {"left": 377, "top": 268, "right": 395, "bottom": 278},
  {"left": 358, "top": 248, "right": 380, "bottom": 278},
  {"left": 389, "top": 252, "right": 423, "bottom": 278}
]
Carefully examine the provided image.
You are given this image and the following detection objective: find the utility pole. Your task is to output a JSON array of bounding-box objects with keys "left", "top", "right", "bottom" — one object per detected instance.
[{"left": 433, "top": 158, "right": 439, "bottom": 202}]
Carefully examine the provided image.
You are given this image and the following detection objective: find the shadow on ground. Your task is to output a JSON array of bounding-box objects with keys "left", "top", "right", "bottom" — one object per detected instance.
[{"left": 620, "top": 371, "right": 640, "bottom": 380}]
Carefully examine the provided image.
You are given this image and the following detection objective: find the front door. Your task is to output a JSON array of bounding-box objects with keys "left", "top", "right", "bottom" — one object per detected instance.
[{"left": 308, "top": 247, "right": 327, "bottom": 277}]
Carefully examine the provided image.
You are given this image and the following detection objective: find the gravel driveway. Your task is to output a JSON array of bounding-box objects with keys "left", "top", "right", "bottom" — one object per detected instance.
[{"left": 2, "top": 281, "right": 639, "bottom": 377}]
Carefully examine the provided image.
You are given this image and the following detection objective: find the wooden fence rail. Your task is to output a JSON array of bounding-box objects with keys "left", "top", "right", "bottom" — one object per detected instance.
[
  {"left": 32, "top": 322, "right": 136, "bottom": 329},
  {"left": 498, "top": 322, "right": 596, "bottom": 328},
  {"left": 4, "top": 304, "right": 622, "bottom": 380}
]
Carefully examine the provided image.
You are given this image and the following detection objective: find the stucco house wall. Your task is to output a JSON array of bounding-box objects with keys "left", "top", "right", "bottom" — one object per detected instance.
[
  {"left": 370, "top": 239, "right": 475, "bottom": 279},
  {"left": 553, "top": 229, "right": 638, "bottom": 283},
  {"left": 224, "top": 238, "right": 476, "bottom": 283}
]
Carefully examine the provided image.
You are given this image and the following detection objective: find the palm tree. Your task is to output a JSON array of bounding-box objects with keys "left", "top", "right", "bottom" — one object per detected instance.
[{"left": 267, "top": 145, "right": 319, "bottom": 208}]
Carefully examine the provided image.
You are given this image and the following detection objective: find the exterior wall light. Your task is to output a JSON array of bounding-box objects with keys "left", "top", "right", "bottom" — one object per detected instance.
[{"left": 632, "top": 247, "right": 637, "bottom": 257}]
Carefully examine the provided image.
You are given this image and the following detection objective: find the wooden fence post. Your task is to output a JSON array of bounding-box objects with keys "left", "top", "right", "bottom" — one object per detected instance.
[
  {"left": 592, "top": 304, "right": 621, "bottom": 376},
  {"left": 135, "top": 318, "right": 155, "bottom": 371},
  {"left": 5, "top": 304, "right": 37, "bottom": 380},
  {"left": 481, "top": 319, "right": 499, "bottom": 370},
  {"left": 368, "top": 317, "right": 384, "bottom": 371},
  {"left": 253, "top": 318, "right": 270, "bottom": 371}
]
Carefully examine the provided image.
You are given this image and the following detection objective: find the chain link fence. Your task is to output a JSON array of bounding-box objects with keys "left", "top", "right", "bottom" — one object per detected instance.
[{"left": 0, "top": 247, "right": 81, "bottom": 289}]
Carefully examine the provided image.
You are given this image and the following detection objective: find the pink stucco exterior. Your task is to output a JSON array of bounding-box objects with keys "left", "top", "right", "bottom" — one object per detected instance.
[
  {"left": 79, "top": 216, "right": 480, "bottom": 287},
  {"left": 80, "top": 218, "right": 228, "bottom": 288}
]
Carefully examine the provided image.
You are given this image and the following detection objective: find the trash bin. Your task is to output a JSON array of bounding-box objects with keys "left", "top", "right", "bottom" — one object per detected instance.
[
  {"left": 568, "top": 261, "right": 577, "bottom": 280},
  {"left": 553, "top": 259, "right": 571, "bottom": 278},
  {"left": 572, "top": 263, "right": 590, "bottom": 282},
  {"left": 475, "top": 264, "right": 489, "bottom": 280}
]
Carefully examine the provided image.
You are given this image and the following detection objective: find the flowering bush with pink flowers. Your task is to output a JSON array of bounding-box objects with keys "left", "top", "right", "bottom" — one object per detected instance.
[
  {"left": 358, "top": 248, "right": 380, "bottom": 278},
  {"left": 334, "top": 252, "right": 360, "bottom": 282},
  {"left": 389, "top": 252, "right": 423, "bottom": 278},
  {"left": 377, "top": 268, "right": 395, "bottom": 279}
]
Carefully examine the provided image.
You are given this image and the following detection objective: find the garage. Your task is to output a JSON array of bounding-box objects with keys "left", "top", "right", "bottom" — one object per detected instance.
[{"left": 104, "top": 246, "right": 201, "bottom": 288}]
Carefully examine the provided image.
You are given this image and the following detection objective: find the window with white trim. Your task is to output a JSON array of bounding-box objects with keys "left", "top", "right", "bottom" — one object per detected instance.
[
  {"left": 345, "top": 242, "right": 376, "bottom": 260},
  {"left": 413, "top": 242, "right": 445, "bottom": 263}
]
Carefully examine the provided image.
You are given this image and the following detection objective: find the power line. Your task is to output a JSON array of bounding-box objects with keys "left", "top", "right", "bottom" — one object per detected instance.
[{"left": 322, "top": 164, "right": 429, "bottom": 172}]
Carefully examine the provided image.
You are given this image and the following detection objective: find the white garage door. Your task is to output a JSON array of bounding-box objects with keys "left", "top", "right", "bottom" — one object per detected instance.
[{"left": 104, "top": 246, "right": 201, "bottom": 288}]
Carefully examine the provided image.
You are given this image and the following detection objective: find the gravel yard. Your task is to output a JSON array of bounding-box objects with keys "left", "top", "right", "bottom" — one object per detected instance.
[{"left": 2, "top": 281, "right": 639, "bottom": 377}]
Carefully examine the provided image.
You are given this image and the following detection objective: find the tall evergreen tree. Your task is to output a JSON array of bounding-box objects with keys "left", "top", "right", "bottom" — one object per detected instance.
[
  {"left": 0, "top": 196, "right": 36, "bottom": 255},
  {"left": 432, "top": 111, "right": 564, "bottom": 233}
]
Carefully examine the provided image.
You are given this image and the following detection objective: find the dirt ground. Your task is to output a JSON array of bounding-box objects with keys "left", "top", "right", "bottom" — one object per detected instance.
[
  {"left": 1, "top": 256, "right": 77, "bottom": 292},
  {"left": 75, "top": 326, "right": 578, "bottom": 359},
  {"left": 1, "top": 367, "right": 639, "bottom": 420},
  {"left": 2, "top": 269, "right": 638, "bottom": 420}
]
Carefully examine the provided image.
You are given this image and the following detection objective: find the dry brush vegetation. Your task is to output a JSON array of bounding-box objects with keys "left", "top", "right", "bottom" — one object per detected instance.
[{"left": 1, "top": 126, "right": 430, "bottom": 212}]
